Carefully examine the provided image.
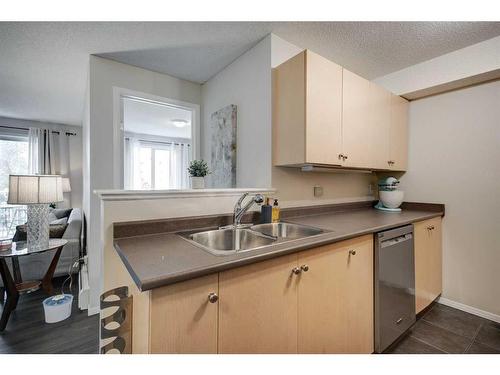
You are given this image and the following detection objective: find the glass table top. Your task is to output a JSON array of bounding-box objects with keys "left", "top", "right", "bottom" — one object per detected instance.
[{"left": 0, "top": 239, "right": 67, "bottom": 258}]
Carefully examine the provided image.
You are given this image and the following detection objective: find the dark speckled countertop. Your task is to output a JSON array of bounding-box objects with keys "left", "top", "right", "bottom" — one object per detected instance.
[{"left": 113, "top": 202, "right": 444, "bottom": 291}]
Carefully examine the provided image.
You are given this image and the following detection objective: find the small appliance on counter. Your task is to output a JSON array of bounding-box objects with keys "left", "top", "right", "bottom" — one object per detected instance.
[{"left": 375, "top": 177, "right": 404, "bottom": 212}]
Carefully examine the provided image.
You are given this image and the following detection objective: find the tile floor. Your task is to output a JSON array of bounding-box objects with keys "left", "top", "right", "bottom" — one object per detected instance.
[{"left": 386, "top": 303, "right": 500, "bottom": 354}]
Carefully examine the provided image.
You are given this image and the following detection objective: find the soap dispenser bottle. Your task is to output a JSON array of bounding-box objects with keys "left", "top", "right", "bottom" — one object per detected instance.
[
  {"left": 260, "top": 198, "right": 273, "bottom": 223},
  {"left": 272, "top": 199, "right": 280, "bottom": 223}
]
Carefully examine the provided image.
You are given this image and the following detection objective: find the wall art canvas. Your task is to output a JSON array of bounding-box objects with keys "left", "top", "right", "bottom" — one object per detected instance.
[{"left": 210, "top": 104, "right": 237, "bottom": 188}]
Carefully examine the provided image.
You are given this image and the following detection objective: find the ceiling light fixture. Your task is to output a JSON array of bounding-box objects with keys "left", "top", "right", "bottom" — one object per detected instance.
[{"left": 171, "top": 119, "right": 189, "bottom": 128}]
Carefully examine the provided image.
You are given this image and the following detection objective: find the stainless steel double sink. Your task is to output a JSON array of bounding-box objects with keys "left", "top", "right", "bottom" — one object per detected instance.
[{"left": 180, "top": 222, "right": 325, "bottom": 256}]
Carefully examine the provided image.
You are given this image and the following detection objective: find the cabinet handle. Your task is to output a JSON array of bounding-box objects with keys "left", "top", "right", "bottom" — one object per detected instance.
[
  {"left": 300, "top": 264, "right": 309, "bottom": 272},
  {"left": 349, "top": 249, "right": 356, "bottom": 256},
  {"left": 338, "top": 154, "right": 344, "bottom": 160},
  {"left": 291, "top": 267, "right": 302, "bottom": 275},
  {"left": 343, "top": 155, "right": 348, "bottom": 160},
  {"left": 427, "top": 225, "right": 435, "bottom": 231},
  {"left": 208, "top": 292, "right": 219, "bottom": 303}
]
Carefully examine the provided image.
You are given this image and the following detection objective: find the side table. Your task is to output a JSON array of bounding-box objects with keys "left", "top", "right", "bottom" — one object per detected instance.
[{"left": 0, "top": 239, "right": 67, "bottom": 331}]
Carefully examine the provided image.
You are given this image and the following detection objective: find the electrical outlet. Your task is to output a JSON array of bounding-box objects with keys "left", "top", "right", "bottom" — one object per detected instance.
[{"left": 314, "top": 185, "right": 323, "bottom": 197}]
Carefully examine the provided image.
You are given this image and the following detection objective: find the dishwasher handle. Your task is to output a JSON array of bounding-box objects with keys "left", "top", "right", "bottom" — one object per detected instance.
[{"left": 380, "top": 233, "right": 413, "bottom": 248}]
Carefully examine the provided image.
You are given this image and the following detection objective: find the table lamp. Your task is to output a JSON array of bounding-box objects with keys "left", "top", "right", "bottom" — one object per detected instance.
[{"left": 7, "top": 175, "right": 63, "bottom": 249}]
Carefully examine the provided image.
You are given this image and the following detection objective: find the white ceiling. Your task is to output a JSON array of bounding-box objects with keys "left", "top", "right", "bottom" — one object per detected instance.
[
  {"left": 123, "top": 98, "right": 192, "bottom": 139},
  {"left": 1, "top": 22, "right": 499, "bottom": 126}
]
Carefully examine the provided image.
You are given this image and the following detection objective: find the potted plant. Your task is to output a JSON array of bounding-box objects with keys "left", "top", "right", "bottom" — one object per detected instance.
[{"left": 187, "top": 159, "right": 210, "bottom": 189}]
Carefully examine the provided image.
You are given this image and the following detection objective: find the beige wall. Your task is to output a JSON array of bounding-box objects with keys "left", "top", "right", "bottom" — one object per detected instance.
[{"left": 400, "top": 80, "right": 500, "bottom": 317}]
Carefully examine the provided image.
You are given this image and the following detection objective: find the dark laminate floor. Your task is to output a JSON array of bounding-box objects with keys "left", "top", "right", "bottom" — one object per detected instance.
[
  {"left": 0, "top": 276, "right": 99, "bottom": 354},
  {"left": 386, "top": 303, "right": 500, "bottom": 354}
]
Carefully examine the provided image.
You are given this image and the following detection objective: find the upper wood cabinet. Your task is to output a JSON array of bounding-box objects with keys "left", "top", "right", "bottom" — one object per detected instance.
[
  {"left": 150, "top": 273, "right": 218, "bottom": 354},
  {"left": 414, "top": 217, "right": 442, "bottom": 313},
  {"left": 218, "top": 254, "right": 298, "bottom": 353},
  {"left": 274, "top": 50, "right": 343, "bottom": 166},
  {"left": 389, "top": 94, "right": 409, "bottom": 171},
  {"left": 297, "top": 235, "right": 374, "bottom": 354},
  {"left": 273, "top": 49, "right": 408, "bottom": 171},
  {"left": 341, "top": 69, "right": 372, "bottom": 168}
]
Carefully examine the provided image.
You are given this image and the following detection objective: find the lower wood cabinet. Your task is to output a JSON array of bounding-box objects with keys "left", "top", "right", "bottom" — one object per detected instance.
[
  {"left": 149, "top": 235, "right": 374, "bottom": 353},
  {"left": 414, "top": 217, "right": 443, "bottom": 313},
  {"left": 218, "top": 254, "right": 298, "bottom": 353},
  {"left": 150, "top": 273, "right": 218, "bottom": 353},
  {"left": 297, "top": 234, "right": 373, "bottom": 353}
]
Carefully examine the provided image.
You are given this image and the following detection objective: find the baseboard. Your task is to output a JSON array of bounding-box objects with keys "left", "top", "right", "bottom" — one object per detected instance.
[
  {"left": 88, "top": 305, "right": 100, "bottom": 316},
  {"left": 438, "top": 297, "right": 500, "bottom": 323}
]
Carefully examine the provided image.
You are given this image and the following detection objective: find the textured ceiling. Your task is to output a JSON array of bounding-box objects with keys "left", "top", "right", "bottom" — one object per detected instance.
[{"left": 1, "top": 22, "right": 499, "bottom": 126}]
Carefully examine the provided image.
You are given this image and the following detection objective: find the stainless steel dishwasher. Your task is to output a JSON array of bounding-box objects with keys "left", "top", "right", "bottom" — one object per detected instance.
[{"left": 375, "top": 224, "right": 416, "bottom": 353}]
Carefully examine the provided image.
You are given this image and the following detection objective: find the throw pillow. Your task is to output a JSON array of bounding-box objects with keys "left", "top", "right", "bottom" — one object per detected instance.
[
  {"left": 50, "top": 217, "right": 68, "bottom": 225},
  {"left": 51, "top": 208, "right": 72, "bottom": 219},
  {"left": 14, "top": 224, "right": 68, "bottom": 241}
]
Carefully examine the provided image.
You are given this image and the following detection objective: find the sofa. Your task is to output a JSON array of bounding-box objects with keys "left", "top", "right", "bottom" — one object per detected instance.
[{"left": 0, "top": 208, "right": 82, "bottom": 287}]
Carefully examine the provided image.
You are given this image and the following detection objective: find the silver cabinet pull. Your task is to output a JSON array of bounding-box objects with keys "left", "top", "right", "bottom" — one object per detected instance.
[
  {"left": 396, "top": 317, "right": 404, "bottom": 325},
  {"left": 291, "top": 267, "right": 302, "bottom": 275},
  {"left": 208, "top": 292, "right": 219, "bottom": 303},
  {"left": 349, "top": 249, "right": 356, "bottom": 256},
  {"left": 300, "top": 264, "right": 309, "bottom": 272}
]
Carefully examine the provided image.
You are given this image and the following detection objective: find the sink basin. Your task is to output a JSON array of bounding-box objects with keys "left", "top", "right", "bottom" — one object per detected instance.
[
  {"left": 187, "top": 228, "right": 275, "bottom": 256},
  {"left": 250, "top": 222, "right": 323, "bottom": 239}
]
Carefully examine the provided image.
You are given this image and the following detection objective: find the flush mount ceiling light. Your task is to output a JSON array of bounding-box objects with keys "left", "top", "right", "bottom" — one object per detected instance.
[{"left": 171, "top": 119, "right": 189, "bottom": 128}]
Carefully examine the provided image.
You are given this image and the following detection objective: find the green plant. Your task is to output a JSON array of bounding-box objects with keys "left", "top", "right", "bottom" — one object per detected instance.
[{"left": 187, "top": 159, "right": 210, "bottom": 177}]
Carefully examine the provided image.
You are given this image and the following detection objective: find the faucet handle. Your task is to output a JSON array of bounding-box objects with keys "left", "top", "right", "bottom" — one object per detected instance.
[{"left": 254, "top": 194, "right": 264, "bottom": 205}]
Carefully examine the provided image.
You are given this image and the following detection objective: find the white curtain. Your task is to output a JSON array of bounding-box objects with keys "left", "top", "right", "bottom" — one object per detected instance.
[
  {"left": 169, "top": 143, "right": 191, "bottom": 189},
  {"left": 124, "top": 137, "right": 140, "bottom": 190},
  {"left": 28, "top": 127, "right": 71, "bottom": 206},
  {"left": 28, "top": 127, "right": 66, "bottom": 175}
]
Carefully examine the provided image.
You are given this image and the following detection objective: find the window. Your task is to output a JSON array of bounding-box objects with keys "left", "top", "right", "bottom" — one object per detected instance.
[
  {"left": 122, "top": 95, "right": 194, "bottom": 190},
  {"left": 126, "top": 140, "right": 190, "bottom": 190},
  {"left": 0, "top": 129, "right": 29, "bottom": 239}
]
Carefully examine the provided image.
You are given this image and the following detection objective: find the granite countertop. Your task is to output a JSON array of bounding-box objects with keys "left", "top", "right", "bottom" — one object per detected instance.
[{"left": 113, "top": 203, "right": 444, "bottom": 291}]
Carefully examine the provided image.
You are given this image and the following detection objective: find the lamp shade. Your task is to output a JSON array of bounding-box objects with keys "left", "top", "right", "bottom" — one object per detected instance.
[
  {"left": 7, "top": 175, "right": 63, "bottom": 204},
  {"left": 62, "top": 177, "right": 71, "bottom": 193}
]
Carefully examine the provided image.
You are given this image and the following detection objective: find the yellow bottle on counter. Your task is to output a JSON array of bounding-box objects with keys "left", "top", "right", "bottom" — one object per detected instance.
[{"left": 272, "top": 198, "right": 280, "bottom": 222}]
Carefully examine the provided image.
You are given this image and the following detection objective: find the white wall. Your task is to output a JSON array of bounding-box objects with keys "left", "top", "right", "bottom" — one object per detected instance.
[
  {"left": 0, "top": 116, "right": 83, "bottom": 209},
  {"left": 85, "top": 56, "right": 202, "bottom": 312},
  {"left": 201, "top": 36, "right": 272, "bottom": 188},
  {"left": 400, "top": 81, "right": 500, "bottom": 316}
]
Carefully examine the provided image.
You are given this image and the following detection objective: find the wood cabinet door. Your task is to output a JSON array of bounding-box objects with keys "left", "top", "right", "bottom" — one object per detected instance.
[
  {"left": 150, "top": 274, "right": 219, "bottom": 353},
  {"left": 305, "top": 50, "right": 343, "bottom": 165},
  {"left": 218, "top": 254, "right": 299, "bottom": 353},
  {"left": 273, "top": 51, "right": 306, "bottom": 166},
  {"left": 414, "top": 217, "right": 443, "bottom": 313},
  {"left": 389, "top": 94, "right": 409, "bottom": 171},
  {"left": 369, "top": 83, "right": 391, "bottom": 169},
  {"left": 342, "top": 69, "right": 372, "bottom": 168},
  {"left": 297, "top": 235, "right": 374, "bottom": 353}
]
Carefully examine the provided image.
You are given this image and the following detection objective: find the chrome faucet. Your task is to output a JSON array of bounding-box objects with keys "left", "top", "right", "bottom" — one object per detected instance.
[{"left": 232, "top": 193, "right": 264, "bottom": 228}]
